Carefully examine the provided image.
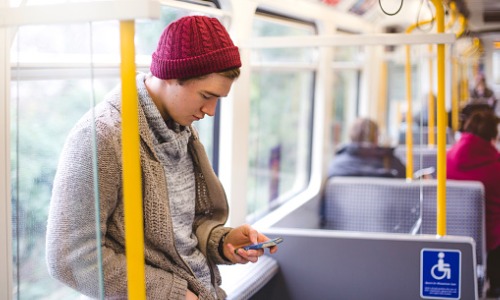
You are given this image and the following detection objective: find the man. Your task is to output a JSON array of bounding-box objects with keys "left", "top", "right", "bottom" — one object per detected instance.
[{"left": 46, "top": 15, "right": 278, "bottom": 300}]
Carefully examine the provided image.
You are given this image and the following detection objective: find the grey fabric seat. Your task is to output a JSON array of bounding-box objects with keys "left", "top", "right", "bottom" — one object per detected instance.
[
  {"left": 322, "top": 177, "right": 421, "bottom": 233},
  {"left": 322, "top": 176, "right": 486, "bottom": 296},
  {"left": 323, "top": 177, "right": 485, "bottom": 261},
  {"left": 394, "top": 145, "right": 445, "bottom": 176},
  {"left": 398, "top": 126, "right": 455, "bottom": 145}
]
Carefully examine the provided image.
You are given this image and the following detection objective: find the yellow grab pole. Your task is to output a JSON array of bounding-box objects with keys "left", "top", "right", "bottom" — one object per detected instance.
[
  {"left": 461, "top": 63, "right": 469, "bottom": 103},
  {"left": 430, "top": 0, "right": 446, "bottom": 236},
  {"left": 456, "top": 14, "right": 467, "bottom": 38},
  {"left": 404, "top": 19, "right": 433, "bottom": 179},
  {"left": 445, "top": 1, "right": 457, "bottom": 32},
  {"left": 120, "top": 20, "right": 146, "bottom": 300},
  {"left": 405, "top": 44, "right": 414, "bottom": 179},
  {"left": 451, "top": 57, "right": 459, "bottom": 131},
  {"left": 428, "top": 44, "right": 435, "bottom": 146}
]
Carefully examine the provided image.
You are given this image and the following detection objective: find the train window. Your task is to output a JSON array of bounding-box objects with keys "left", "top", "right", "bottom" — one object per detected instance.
[
  {"left": 330, "top": 70, "right": 361, "bottom": 149},
  {"left": 387, "top": 55, "right": 423, "bottom": 145},
  {"left": 246, "top": 14, "right": 315, "bottom": 220},
  {"left": 9, "top": 5, "right": 220, "bottom": 298},
  {"left": 329, "top": 36, "right": 363, "bottom": 152},
  {"left": 251, "top": 15, "right": 316, "bottom": 63}
]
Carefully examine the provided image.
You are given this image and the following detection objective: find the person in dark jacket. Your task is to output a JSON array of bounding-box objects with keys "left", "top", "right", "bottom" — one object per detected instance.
[
  {"left": 327, "top": 117, "right": 406, "bottom": 178},
  {"left": 471, "top": 73, "right": 496, "bottom": 103},
  {"left": 447, "top": 110, "right": 500, "bottom": 298}
]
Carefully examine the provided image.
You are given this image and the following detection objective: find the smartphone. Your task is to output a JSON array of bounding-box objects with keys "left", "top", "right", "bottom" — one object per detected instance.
[{"left": 241, "top": 237, "right": 283, "bottom": 251}]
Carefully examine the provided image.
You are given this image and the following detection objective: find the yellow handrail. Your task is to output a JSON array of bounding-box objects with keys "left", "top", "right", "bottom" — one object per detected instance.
[
  {"left": 120, "top": 20, "right": 147, "bottom": 300},
  {"left": 445, "top": 1, "right": 458, "bottom": 32},
  {"left": 456, "top": 14, "right": 467, "bottom": 38},
  {"left": 405, "top": 44, "right": 414, "bottom": 179},
  {"left": 451, "top": 57, "right": 459, "bottom": 131},
  {"left": 404, "top": 19, "right": 434, "bottom": 179},
  {"left": 428, "top": 44, "right": 435, "bottom": 146},
  {"left": 430, "top": 0, "right": 447, "bottom": 237}
]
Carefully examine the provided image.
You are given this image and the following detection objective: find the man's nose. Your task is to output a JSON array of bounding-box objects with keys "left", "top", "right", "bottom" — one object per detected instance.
[{"left": 201, "top": 98, "right": 219, "bottom": 117}]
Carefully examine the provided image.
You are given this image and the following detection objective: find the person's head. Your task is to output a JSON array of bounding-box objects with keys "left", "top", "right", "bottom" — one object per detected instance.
[
  {"left": 349, "top": 117, "right": 379, "bottom": 144},
  {"left": 475, "top": 73, "right": 486, "bottom": 87},
  {"left": 463, "top": 110, "right": 500, "bottom": 142},
  {"left": 147, "top": 15, "right": 242, "bottom": 126},
  {"left": 473, "top": 73, "right": 488, "bottom": 95}
]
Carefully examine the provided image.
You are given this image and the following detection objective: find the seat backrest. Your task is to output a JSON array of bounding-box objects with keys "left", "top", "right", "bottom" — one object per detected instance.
[
  {"left": 322, "top": 177, "right": 421, "bottom": 233},
  {"left": 394, "top": 146, "right": 438, "bottom": 174},
  {"left": 261, "top": 228, "right": 478, "bottom": 300},
  {"left": 398, "top": 126, "right": 455, "bottom": 145},
  {"left": 322, "top": 177, "right": 486, "bottom": 265},
  {"left": 420, "top": 179, "right": 485, "bottom": 265}
]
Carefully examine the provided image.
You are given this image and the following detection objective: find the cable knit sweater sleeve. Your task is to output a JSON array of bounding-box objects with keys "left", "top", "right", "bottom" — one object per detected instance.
[{"left": 46, "top": 101, "right": 188, "bottom": 299}]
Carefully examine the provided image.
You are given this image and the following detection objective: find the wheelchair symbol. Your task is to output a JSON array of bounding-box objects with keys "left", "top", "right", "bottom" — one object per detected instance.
[{"left": 431, "top": 252, "right": 451, "bottom": 280}]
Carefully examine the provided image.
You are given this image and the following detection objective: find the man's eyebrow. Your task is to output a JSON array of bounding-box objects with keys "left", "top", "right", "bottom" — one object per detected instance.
[{"left": 204, "top": 91, "right": 224, "bottom": 98}]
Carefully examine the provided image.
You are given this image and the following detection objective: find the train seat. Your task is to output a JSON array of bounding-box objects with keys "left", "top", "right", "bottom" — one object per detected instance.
[
  {"left": 322, "top": 177, "right": 485, "bottom": 261},
  {"left": 322, "top": 176, "right": 486, "bottom": 296},
  {"left": 322, "top": 177, "right": 421, "bottom": 233},
  {"left": 419, "top": 179, "right": 486, "bottom": 296},
  {"left": 259, "top": 228, "right": 478, "bottom": 300},
  {"left": 398, "top": 126, "right": 455, "bottom": 145},
  {"left": 394, "top": 145, "right": 439, "bottom": 175},
  {"left": 219, "top": 254, "right": 279, "bottom": 300}
]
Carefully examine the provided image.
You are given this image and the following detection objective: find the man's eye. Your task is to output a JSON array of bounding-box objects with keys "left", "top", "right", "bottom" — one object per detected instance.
[{"left": 201, "top": 94, "right": 210, "bottom": 99}]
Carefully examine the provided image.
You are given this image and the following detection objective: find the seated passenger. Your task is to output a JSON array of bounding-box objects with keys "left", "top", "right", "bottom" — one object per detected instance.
[
  {"left": 470, "top": 73, "right": 496, "bottom": 108},
  {"left": 446, "top": 110, "right": 500, "bottom": 298},
  {"left": 327, "top": 117, "right": 406, "bottom": 178},
  {"left": 459, "top": 100, "right": 495, "bottom": 132}
]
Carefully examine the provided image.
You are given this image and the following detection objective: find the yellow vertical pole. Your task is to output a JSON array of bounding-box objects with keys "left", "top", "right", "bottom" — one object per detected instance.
[
  {"left": 404, "top": 19, "right": 433, "bottom": 179},
  {"left": 120, "top": 20, "right": 146, "bottom": 299},
  {"left": 428, "top": 44, "right": 435, "bottom": 146},
  {"left": 451, "top": 57, "right": 459, "bottom": 131},
  {"left": 430, "top": 0, "right": 446, "bottom": 236},
  {"left": 456, "top": 14, "right": 467, "bottom": 38},
  {"left": 461, "top": 63, "right": 469, "bottom": 103},
  {"left": 405, "top": 44, "right": 414, "bottom": 179}
]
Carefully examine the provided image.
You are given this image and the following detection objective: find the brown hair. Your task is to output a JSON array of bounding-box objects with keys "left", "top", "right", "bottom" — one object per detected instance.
[
  {"left": 463, "top": 110, "right": 500, "bottom": 141},
  {"left": 177, "top": 67, "right": 241, "bottom": 85},
  {"left": 349, "top": 118, "right": 378, "bottom": 143}
]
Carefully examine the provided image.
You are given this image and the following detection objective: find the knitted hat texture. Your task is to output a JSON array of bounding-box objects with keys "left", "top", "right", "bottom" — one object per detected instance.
[{"left": 151, "top": 16, "right": 242, "bottom": 80}]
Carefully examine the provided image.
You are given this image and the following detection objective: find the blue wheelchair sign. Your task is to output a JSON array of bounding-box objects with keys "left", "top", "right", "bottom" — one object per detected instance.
[{"left": 421, "top": 248, "right": 461, "bottom": 299}]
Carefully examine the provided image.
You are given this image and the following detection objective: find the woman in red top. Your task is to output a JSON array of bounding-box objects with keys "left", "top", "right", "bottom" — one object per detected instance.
[{"left": 447, "top": 110, "right": 500, "bottom": 298}]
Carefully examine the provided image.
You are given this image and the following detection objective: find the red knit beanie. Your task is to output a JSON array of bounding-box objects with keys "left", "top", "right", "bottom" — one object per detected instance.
[{"left": 150, "top": 15, "right": 242, "bottom": 80}]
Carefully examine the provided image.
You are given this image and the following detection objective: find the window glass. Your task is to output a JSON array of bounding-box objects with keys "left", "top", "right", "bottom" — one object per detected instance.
[
  {"left": 327, "top": 37, "right": 363, "bottom": 164},
  {"left": 11, "top": 76, "right": 117, "bottom": 299},
  {"left": 10, "top": 5, "right": 218, "bottom": 298},
  {"left": 251, "top": 15, "right": 317, "bottom": 63},
  {"left": 247, "top": 15, "right": 315, "bottom": 220},
  {"left": 387, "top": 60, "right": 421, "bottom": 146},
  {"left": 329, "top": 70, "right": 360, "bottom": 155}
]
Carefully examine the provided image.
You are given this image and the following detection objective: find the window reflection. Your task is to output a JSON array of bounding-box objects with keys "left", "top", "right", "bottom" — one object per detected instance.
[{"left": 247, "top": 15, "right": 315, "bottom": 220}]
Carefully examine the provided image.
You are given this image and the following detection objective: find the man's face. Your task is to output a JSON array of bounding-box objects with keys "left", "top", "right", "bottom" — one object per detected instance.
[{"left": 158, "top": 73, "right": 234, "bottom": 126}]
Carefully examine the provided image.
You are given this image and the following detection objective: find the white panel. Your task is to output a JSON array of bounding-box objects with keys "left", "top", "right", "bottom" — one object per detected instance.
[
  {"left": 0, "top": 25, "right": 12, "bottom": 300},
  {"left": 0, "top": 0, "right": 160, "bottom": 26},
  {"left": 242, "top": 33, "right": 456, "bottom": 48}
]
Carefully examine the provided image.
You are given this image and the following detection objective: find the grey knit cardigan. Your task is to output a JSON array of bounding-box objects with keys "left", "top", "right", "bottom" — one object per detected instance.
[{"left": 46, "top": 84, "right": 232, "bottom": 300}]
